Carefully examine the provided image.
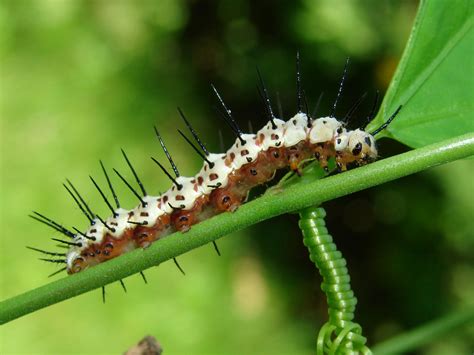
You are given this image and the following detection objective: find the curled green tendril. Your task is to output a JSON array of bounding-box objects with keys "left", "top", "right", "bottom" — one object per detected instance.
[{"left": 299, "top": 206, "right": 371, "bottom": 355}]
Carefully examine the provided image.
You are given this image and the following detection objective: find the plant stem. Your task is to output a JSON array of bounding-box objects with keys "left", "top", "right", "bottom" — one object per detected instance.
[
  {"left": 1, "top": 133, "right": 473, "bottom": 324},
  {"left": 372, "top": 307, "right": 474, "bottom": 355}
]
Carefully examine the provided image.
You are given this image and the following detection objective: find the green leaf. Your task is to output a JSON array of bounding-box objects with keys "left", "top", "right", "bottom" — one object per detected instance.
[{"left": 366, "top": 0, "right": 474, "bottom": 147}]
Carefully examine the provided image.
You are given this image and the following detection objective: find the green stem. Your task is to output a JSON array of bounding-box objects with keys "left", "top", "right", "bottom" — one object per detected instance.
[
  {"left": 1, "top": 133, "right": 473, "bottom": 324},
  {"left": 372, "top": 307, "right": 474, "bottom": 355},
  {"left": 299, "top": 206, "right": 371, "bottom": 354}
]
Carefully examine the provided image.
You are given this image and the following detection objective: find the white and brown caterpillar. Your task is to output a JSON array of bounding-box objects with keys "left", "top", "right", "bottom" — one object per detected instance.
[{"left": 29, "top": 56, "right": 401, "bottom": 276}]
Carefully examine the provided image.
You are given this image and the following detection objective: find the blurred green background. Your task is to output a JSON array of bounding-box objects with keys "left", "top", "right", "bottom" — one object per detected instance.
[{"left": 1, "top": 1, "right": 473, "bottom": 354}]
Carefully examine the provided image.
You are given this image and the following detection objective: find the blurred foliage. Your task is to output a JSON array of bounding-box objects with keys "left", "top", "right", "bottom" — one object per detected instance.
[{"left": 0, "top": 1, "right": 472, "bottom": 354}]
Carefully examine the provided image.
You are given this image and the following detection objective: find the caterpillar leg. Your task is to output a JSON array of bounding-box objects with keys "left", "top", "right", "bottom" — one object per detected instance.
[{"left": 299, "top": 206, "right": 371, "bottom": 355}]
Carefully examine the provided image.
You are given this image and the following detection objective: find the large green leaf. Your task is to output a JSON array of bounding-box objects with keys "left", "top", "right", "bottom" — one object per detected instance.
[{"left": 367, "top": 0, "right": 474, "bottom": 148}]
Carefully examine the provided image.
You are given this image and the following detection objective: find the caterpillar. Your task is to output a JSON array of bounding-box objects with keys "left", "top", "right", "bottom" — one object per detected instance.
[{"left": 28, "top": 55, "right": 401, "bottom": 280}]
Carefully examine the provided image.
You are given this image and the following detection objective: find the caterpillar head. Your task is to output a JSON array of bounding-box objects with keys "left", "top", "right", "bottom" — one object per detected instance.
[
  {"left": 347, "top": 129, "right": 377, "bottom": 162},
  {"left": 335, "top": 105, "right": 403, "bottom": 166}
]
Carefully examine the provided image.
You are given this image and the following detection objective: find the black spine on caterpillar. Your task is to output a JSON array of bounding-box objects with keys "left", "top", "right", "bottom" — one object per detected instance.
[{"left": 298, "top": 206, "right": 371, "bottom": 354}]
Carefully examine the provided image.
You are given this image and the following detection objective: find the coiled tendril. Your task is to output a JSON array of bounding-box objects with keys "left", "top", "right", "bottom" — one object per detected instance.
[{"left": 299, "top": 206, "right": 371, "bottom": 355}]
